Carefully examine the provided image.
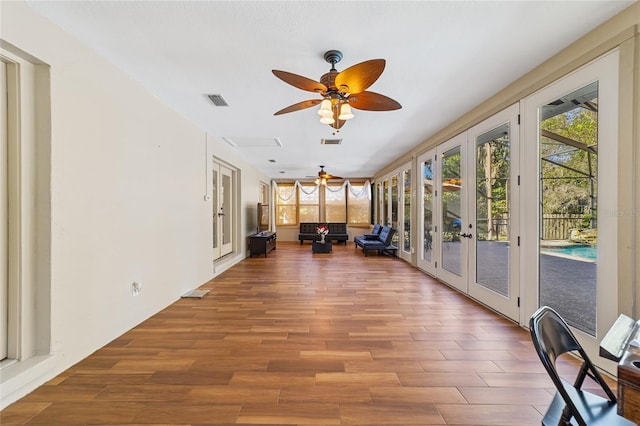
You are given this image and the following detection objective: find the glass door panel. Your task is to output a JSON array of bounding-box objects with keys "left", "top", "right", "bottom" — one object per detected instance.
[
  {"left": 437, "top": 133, "right": 467, "bottom": 292},
  {"left": 382, "top": 180, "right": 389, "bottom": 226},
  {"left": 441, "top": 146, "right": 462, "bottom": 276},
  {"left": 468, "top": 103, "right": 519, "bottom": 321},
  {"left": 212, "top": 160, "right": 234, "bottom": 260},
  {"left": 423, "top": 161, "right": 433, "bottom": 263},
  {"left": 391, "top": 174, "right": 399, "bottom": 247},
  {"left": 212, "top": 168, "right": 218, "bottom": 252},
  {"left": 401, "top": 169, "right": 411, "bottom": 260},
  {"left": 219, "top": 164, "right": 233, "bottom": 256},
  {"left": 417, "top": 151, "right": 436, "bottom": 275},
  {"left": 538, "top": 82, "right": 598, "bottom": 336},
  {"left": 476, "top": 124, "right": 510, "bottom": 296}
]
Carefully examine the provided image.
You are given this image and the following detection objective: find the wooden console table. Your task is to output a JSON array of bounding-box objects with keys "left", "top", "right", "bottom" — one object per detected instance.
[{"left": 249, "top": 231, "right": 276, "bottom": 258}]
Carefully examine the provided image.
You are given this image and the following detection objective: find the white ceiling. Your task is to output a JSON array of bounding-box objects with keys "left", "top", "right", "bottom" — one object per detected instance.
[{"left": 26, "top": 0, "right": 633, "bottom": 180}]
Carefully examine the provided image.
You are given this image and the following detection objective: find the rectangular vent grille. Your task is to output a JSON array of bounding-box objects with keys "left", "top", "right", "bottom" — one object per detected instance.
[
  {"left": 207, "top": 94, "right": 229, "bottom": 107},
  {"left": 321, "top": 138, "right": 342, "bottom": 145}
]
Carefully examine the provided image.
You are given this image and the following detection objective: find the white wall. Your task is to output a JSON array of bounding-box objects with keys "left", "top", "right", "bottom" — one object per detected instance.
[{"left": 0, "top": 1, "right": 269, "bottom": 407}]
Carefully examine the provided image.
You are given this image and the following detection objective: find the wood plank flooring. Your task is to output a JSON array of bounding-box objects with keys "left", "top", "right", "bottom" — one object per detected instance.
[{"left": 1, "top": 241, "right": 612, "bottom": 425}]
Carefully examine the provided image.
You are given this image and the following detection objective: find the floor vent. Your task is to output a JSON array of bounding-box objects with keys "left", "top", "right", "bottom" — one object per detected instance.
[
  {"left": 321, "top": 138, "right": 342, "bottom": 145},
  {"left": 181, "top": 289, "right": 210, "bottom": 298},
  {"left": 207, "top": 94, "right": 229, "bottom": 107}
]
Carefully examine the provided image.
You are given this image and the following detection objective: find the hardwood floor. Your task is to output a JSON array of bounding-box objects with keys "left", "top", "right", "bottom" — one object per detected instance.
[{"left": 1, "top": 241, "right": 611, "bottom": 425}]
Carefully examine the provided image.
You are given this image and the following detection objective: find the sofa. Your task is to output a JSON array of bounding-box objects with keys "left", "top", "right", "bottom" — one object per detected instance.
[
  {"left": 354, "top": 225, "right": 398, "bottom": 256},
  {"left": 298, "top": 222, "right": 349, "bottom": 244},
  {"left": 362, "top": 223, "right": 382, "bottom": 239}
]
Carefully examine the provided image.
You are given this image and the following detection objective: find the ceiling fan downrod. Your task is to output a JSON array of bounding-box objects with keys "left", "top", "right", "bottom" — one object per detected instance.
[{"left": 323, "top": 50, "right": 343, "bottom": 71}]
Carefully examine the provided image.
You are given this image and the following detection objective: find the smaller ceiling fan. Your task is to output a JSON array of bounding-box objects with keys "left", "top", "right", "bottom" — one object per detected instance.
[
  {"left": 273, "top": 50, "right": 401, "bottom": 131},
  {"left": 317, "top": 165, "right": 342, "bottom": 180},
  {"left": 314, "top": 166, "right": 342, "bottom": 185}
]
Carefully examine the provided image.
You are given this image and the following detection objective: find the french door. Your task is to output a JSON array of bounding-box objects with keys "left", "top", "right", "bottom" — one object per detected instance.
[
  {"left": 400, "top": 168, "right": 412, "bottom": 262},
  {"left": 416, "top": 150, "right": 437, "bottom": 275},
  {"left": 522, "top": 50, "right": 619, "bottom": 371},
  {"left": 378, "top": 163, "right": 411, "bottom": 261},
  {"left": 417, "top": 105, "right": 520, "bottom": 321},
  {"left": 212, "top": 160, "right": 234, "bottom": 260},
  {"left": 436, "top": 133, "right": 468, "bottom": 293},
  {"left": 467, "top": 104, "right": 519, "bottom": 321}
]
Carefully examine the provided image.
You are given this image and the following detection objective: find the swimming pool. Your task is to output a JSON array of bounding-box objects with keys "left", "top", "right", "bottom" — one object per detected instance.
[{"left": 542, "top": 245, "right": 597, "bottom": 260}]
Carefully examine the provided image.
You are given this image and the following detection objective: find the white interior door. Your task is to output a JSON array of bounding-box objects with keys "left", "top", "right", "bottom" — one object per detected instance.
[
  {"left": 436, "top": 133, "right": 468, "bottom": 292},
  {"left": 468, "top": 104, "right": 520, "bottom": 321},
  {"left": 522, "top": 50, "right": 619, "bottom": 372},
  {"left": 212, "top": 160, "right": 234, "bottom": 260},
  {"left": 417, "top": 149, "right": 437, "bottom": 276}
]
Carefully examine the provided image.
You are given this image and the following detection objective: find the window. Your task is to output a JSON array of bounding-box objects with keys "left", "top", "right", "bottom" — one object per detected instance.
[
  {"left": 275, "top": 181, "right": 371, "bottom": 225},
  {"left": 298, "top": 184, "right": 319, "bottom": 222},
  {"left": 347, "top": 183, "right": 370, "bottom": 224},
  {"left": 276, "top": 183, "right": 296, "bottom": 225},
  {"left": 326, "top": 185, "right": 346, "bottom": 222},
  {"left": 259, "top": 181, "right": 269, "bottom": 204}
]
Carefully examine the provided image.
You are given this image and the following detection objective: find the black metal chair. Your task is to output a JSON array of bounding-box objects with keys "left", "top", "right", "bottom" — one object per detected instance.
[{"left": 529, "top": 306, "right": 636, "bottom": 425}]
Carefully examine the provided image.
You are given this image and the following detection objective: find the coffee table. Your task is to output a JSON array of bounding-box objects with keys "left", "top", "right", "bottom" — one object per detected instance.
[{"left": 312, "top": 240, "right": 332, "bottom": 253}]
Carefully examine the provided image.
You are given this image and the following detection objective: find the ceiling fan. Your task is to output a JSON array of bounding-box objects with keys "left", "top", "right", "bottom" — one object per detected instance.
[
  {"left": 315, "top": 165, "right": 342, "bottom": 185},
  {"left": 272, "top": 50, "right": 401, "bottom": 131}
]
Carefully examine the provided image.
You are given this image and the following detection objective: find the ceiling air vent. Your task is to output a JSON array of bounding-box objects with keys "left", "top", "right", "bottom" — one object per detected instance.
[
  {"left": 207, "top": 94, "right": 229, "bottom": 107},
  {"left": 321, "top": 138, "right": 342, "bottom": 145}
]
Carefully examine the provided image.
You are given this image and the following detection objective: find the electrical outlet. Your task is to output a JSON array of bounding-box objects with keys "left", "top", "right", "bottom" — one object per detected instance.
[{"left": 132, "top": 281, "right": 142, "bottom": 296}]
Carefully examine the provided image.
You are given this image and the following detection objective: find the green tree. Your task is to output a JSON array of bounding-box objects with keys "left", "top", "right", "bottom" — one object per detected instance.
[{"left": 540, "top": 103, "right": 597, "bottom": 223}]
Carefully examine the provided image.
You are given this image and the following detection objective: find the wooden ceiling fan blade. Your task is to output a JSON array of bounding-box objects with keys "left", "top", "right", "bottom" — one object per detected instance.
[
  {"left": 334, "top": 59, "right": 385, "bottom": 94},
  {"left": 318, "top": 166, "right": 342, "bottom": 180},
  {"left": 272, "top": 70, "right": 327, "bottom": 93},
  {"left": 274, "top": 99, "right": 321, "bottom": 115},
  {"left": 348, "top": 91, "right": 402, "bottom": 111}
]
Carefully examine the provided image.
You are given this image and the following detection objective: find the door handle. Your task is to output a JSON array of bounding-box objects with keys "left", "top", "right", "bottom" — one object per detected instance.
[{"left": 461, "top": 233, "right": 473, "bottom": 239}]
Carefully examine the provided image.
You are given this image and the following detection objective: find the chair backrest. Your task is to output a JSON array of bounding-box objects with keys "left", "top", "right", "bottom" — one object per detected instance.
[
  {"left": 530, "top": 306, "right": 582, "bottom": 367},
  {"left": 299, "top": 223, "right": 318, "bottom": 233},
  {"left": 530, "top": 306, "right": 618, "bottom": 425},
  {"left": 327, "top": 223, "right": 347, "bottom": 234},
  {"left": 377, "top": 226, "right": 396, "bottom": 245},
  {"left": 370, "top": 224, "right": 382, "bottom": 235}
]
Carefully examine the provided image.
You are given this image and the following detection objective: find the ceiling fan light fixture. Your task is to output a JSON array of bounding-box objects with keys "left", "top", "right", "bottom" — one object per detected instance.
[
  {"left": 273, "top": 51, "right": 401, "bottom": 130},
  {"left": 319, "top": 112, "right": 335, "bottom": 124},
  {"left": 338, "top": 103, "right": 354, "bottom": 120},
  {"left": 317, "top": 99, "right": 332, "bottom": 115}
]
